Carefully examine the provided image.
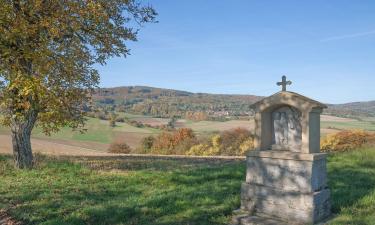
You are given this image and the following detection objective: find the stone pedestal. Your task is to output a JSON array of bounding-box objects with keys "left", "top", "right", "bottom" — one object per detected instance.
[{"left": 240, "top": 151, "right": 331, "bottom": 224}]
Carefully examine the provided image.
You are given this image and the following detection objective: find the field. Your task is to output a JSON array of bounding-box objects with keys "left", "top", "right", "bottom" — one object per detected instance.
[
  {"left": 321, "top": 120, "right": 375, "bottom": 132},
  {"left": 0, "top": 114, "right": 374, "bottom": 156},
  {"left": 179, "top": 119, "right": 254, "bottom": 134},
  {"left": 1, "top": 148, "right": 375, "bottom": 224}
]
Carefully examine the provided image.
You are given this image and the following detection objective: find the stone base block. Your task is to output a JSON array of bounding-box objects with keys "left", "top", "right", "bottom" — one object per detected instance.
[
  {"left": 246, "top": 151, "right": 328, "bottom": 193},
  {"left": 241, "top": 183, "right": 331, "bottom": 224}
]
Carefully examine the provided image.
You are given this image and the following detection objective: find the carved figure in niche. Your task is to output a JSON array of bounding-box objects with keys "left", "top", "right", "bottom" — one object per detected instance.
[
  {"left": 272, "top": 106, "right": 302, "bottom": 150},
  {"left": 273, "top": 112, "right": 289, "bottom": 145}
]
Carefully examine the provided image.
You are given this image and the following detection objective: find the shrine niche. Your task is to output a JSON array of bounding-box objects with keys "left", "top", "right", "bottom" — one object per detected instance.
[
  {"left": 252, "top": 89, "right": 326, "bottom": 154},
  {"left": 272, "top": 106, "right": 302, "bottom": 152}
]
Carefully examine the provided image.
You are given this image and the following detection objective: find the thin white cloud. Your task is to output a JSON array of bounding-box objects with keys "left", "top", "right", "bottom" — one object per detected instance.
[{"left": 320, "top": 30, "right": 375, "bottom": 42}]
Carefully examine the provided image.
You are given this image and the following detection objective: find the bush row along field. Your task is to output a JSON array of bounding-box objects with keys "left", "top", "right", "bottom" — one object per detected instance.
[
  {"left": 321, "top": 130, "right": 375, "bottom": 152},
  {"left": 1, "top": 147, "right": 375, "bottom": 224},
  {"left": 108, "top": 128, "right": 254, "bottom": 156},
  {"left": 109, "top": 128, "right": 375, "bottom": 156}
]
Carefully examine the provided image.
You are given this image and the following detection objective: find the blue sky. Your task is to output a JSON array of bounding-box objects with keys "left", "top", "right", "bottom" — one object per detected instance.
[{"left": 96, "top": 0, "right": 375, "bottom": 104}]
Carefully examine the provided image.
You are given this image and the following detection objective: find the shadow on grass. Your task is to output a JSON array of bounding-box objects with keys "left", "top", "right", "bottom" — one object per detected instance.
[{"left": 0, "top": 155, "right": 245, "bottom": 225}]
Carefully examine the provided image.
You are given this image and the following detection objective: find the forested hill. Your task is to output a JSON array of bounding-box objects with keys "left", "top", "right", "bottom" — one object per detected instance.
[
  {"left": 92, "top": 86, "right": 263, "bottom": 118},
  {"left": 92, "top": 86, "right": 375, "bottom": 118},
  {"left": 325, "top": 101, "right": 375, "bottom": 118}
]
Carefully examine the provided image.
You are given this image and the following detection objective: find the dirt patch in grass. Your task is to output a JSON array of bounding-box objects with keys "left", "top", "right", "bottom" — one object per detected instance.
[
  {"left": 34, "top": 137, "right": 109, "bottom": 151},
  {"left": 0, "top": 209, "right": 21, "bottom": 225},
  {"left": 112, "top": 131, "right": 154, "bottom": 148}
]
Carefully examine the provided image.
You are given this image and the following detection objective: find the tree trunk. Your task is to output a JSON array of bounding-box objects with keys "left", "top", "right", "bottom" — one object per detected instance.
[{"left": 11, "top": 111, "right": 38, "bottom": 169}]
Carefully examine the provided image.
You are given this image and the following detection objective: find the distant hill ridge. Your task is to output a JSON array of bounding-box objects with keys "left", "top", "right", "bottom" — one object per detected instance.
[
  {"left": 326, "top": 101, "right": 375, "bottom": 118},
  {"left": 92, "top": 86, "right": 375, "bottom": 118},
  {"left": 95, "top": 86, "right": 262, "bottom": 99}
]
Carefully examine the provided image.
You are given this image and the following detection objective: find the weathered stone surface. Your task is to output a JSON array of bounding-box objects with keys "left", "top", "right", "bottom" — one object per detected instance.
[
  {"left": 241, "top": 183, "right": 331, "bottom": 223},
  {"left": 272, "top": 106, "right": 302, "bottom": 151},
  {"left": 245, "top": 151, "right": 328, "bottom": 193},
  {"left": 247, "top": 150, "right": 327, "bottom": 161},
  {"left": 252, "top": 91, "right": 327, "bottom": 154}
]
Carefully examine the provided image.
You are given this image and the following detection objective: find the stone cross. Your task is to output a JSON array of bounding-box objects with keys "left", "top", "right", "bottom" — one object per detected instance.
[{"left": 277, "top": 75, "right": 292, "bottom": 92}]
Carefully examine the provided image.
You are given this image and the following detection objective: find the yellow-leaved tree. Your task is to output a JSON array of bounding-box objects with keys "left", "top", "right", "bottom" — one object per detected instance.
[{"left": 0, "top": 0, "right": 156, "bottom": 168}]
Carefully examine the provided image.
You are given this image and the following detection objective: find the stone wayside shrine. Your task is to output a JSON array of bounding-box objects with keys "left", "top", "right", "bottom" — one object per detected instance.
[{"left": 233, "top": 76, "right": 331, "bottom": 225}]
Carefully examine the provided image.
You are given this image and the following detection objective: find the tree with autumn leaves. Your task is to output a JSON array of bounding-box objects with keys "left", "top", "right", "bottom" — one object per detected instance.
[{"left": 0, "top": 0, "right": 156, "bottom": 168}]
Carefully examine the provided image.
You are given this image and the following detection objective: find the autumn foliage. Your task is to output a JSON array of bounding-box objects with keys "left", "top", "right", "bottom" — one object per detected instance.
[
  {"left": 185, "top": 111, "right": 208, "bottom": 121},
  {"left": 108, "top": 141, "right": 132, "bottom": 154},
  {"left": 131, "top": 127, "right": 254, "bottom": 156},
  {"left": 187, "top": 128, "right": 254, "bottom": 156},
  {"left": 321, "top": 130, "right": 375, "bottom": 152},
  {"left": 149, "top": 128, "right": 197, "bottom": 155},
  {"left": 0, "top": 0, "right": 156, "bottom": 168}
]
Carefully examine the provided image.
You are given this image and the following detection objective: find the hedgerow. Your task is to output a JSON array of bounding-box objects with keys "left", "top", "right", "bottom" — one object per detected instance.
[{"left": 321, "top": 130, "right": 375, "bottom": 152}]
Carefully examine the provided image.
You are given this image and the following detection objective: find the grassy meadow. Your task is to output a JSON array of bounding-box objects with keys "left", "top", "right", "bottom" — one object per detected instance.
[
  {"left": 1, "top": 148, "right": 375, "bottom": 224},
  {"left": 0, "top": 155, "right": 244, "bottom": 225}
]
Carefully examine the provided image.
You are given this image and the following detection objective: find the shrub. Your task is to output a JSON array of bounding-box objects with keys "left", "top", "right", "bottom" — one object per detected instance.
[
  {"left": 220, "top": 128, "right": 254, "bottom": 156},
  {"left": 109, "top": 119, "right": 116, "bottom": 127},
  {"left": 186, "top": 143, "right": 211, "bottom": 156},
  {"left": 140, "top": 136, "right": 155, "bottom": 153},
  {"left": 97, "top": 113, "right": 109, "bottom": 120},
  {"left": 151, "top": 132, "right": 175, "bottom": 154},
  {"left": 115, "top": 117, "right": 126, "bottom": 123},
  {"left": 185, "top": 111, "right": 208, "bottom": 121},
  {"left": 146, "top": 128, "right": 197, "bottom": 155},
  {"left": 239, "top": 138, "right": 254, "bottom": 155},
  {"left": 134, "top": 127, "right": 254, "bottom": 156},
  {"left": 187, "top": 128, "right": 254, "bottom": 156},
  {"left": 108, "top": 141, "right": 132, "bottom": 154},
  {"left": 173, "top": 128, "right": 195, "bottom": 145},
  {"left": 321, "top": 130, "right": 375, "bottom": 152},
  {"left": 187, "top": 134, "right": 221, "bottom": 156},
  {"left": 173, "top": 138, "right": 199, "bottom": 155},
  {"left": 128, "top": 120, "right": 144, "bottom": 128}
]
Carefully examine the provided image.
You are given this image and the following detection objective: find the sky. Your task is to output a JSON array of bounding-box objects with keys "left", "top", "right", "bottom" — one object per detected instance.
[{"left": 96, "top": 0, "right": 375, "bottom": 104}]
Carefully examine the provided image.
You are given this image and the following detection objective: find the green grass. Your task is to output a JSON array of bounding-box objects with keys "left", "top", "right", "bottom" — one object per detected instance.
[
  {"left": 117, "top": 112, "right": 153, "bottom": 119},
  {"left": 29, "top": 117, "right": 159, "bottom": 144},
  {"left": 1, "top": 149, "right": 375, "bottom": 224},
  {"left": 0, "top": 117, "right": 161, "bottom": 145},
  {"left": 328, "top": 148, "right": 375, "bottom": 225},
  {"left": 0, "top": 156, "right": 244, "bottom": 225}
]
